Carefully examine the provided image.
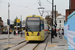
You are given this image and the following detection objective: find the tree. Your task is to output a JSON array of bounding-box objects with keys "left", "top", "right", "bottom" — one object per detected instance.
[
  {"left": 45, "top": 15, "right": 52, "bottom": 26},
  {"left": 13, "top": 17, "right": 21, "bottom": 27}
]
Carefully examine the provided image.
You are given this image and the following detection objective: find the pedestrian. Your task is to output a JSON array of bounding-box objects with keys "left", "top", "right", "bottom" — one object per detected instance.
[
  {"left": 59, "top": 28, "right": 63, "bottom": 39},
  {"left": 5, "top": 29, "right": 8, "bottom": 34},
  {"left": 20, "top": 30, "right": 23, "bottom": 37},
  {"left": 54, "top": 29, "right": 57, "bottom": 37},
  {"left": 17, "top": 28, "right": 19, "bottom": 35},
  {"left": 16, "top": 30, "right": 18, "bottom": 35},
  {"left": 62, "top": 29, "right": 64, "bottom": 35},
  {"left": 56, "top": 29, "right": 58, "bottom": 35},
  {"left": 9, "top": 29, "right": 12, "bottom": 34},
  {"left": 51, "top": 29, "right": 54, "bottom": 38},
  {"left": 14, "top": 30, "right": 16, "bottom": 35}
]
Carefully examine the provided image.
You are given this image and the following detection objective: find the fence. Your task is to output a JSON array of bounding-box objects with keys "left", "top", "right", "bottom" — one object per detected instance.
[{"left": 64, "top": 11, "right": 75, "bottom": 50}]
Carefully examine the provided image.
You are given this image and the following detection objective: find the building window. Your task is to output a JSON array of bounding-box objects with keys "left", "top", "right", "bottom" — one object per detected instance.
[
  {"left": 60, "top": 24, "right": 61, "bottom": 27},
  {"left": 59, "top": 20, "right": 61, "bottom": 23}
]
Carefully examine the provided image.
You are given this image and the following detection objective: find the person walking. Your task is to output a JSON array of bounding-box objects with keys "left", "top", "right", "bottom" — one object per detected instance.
[
  {"left": 56, "top": 29, "right": 59, "bottom": 35},
  {"left": 59, "top": 28, "right": 63, "bottom": 39},
  {"left": 62, "top": 29, "right": 64, "bottom": 35},
  {"left": 14, "top": 29, "right": 16, "bottom": 35}
]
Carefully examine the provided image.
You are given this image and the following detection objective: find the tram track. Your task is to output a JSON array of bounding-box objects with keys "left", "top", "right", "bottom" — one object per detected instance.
[
  {"left": 18, "top": 34, "right": 49, "bottom": 50},
  {"left": 8, "top": 41, "right": 29, "bottom": 50},
  {"left": 8, "top": 34, "right": 49, "bottom": 50},
  {"left": 33, "top": 35, "right": 49, "bottom": 50}
]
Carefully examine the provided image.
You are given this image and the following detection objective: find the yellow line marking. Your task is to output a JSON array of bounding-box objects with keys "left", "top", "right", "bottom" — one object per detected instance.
[
  {"left": 3, "top": 44, "right": 14, "bottom": 47},
  {"left": 48, "top": 44, "right": 57, "bottom": 47}
]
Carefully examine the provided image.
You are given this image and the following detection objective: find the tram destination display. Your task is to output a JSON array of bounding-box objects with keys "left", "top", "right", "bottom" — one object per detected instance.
[{"left": 27, "top": 17, "right": 40, "bottom": 20}]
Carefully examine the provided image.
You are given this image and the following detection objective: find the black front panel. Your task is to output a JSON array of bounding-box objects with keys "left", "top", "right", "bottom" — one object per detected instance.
[{"left": 26, "top": 17, "right": 41, "bottom": 32}]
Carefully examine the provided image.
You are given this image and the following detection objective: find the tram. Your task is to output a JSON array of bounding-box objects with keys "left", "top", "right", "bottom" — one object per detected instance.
[{"left": 25, "top": 15, "right": 48, "bottom": 41}]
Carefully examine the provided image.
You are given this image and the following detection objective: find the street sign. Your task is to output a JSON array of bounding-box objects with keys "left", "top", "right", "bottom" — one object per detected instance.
[
  {"left": 7, "top": 19, "right": 10, "bottom": 25},
  {"left": 16, "top": 19, "right": 20, "bottom": 23}
]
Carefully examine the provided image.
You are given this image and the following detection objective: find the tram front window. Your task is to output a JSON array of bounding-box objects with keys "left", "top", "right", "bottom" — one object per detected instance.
[{"left": 27, "top": 21, "right": 40, "bottom": 31}]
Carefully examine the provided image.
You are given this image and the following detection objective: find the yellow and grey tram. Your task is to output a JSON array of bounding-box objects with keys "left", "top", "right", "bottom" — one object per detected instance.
[{"left": 25, "top": 15, "right": 46, "bottom": 41}]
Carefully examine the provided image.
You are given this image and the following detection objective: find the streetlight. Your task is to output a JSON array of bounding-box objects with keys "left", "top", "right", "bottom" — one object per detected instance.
[
  {"left": 38, "top": 7, "right": 45, "bottom": 16},
  {"left": 44, "top": 11, "right": 50, "bottom": 16},
  {"left": 47, "top": 0, "right": 54, "bottom": 43},
  {"left": 20, "top": 15, "right": 22, "bottom": 37},
  {"left": 8, "top": 2, "right": 10, "bottom": 44},
  {"left": 54, "top": 5, "right": 57, "bottom": 37},
  {"left": 45, "top": 10, "right": 51, "bottom": 15}
]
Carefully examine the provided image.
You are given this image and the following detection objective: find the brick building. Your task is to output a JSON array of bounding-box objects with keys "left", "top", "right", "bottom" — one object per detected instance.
[
  {"left": 45, "top": 11, "right": 61, "bottom": 25},
  {"left": 51, "top": 11, "right": 61, "bottom": 17},
  {"left": 0, "top": 17, "right": 3, "bottom": 34},
  {"left": 66, "top": 0, "right": 75, "bottom": 21}
]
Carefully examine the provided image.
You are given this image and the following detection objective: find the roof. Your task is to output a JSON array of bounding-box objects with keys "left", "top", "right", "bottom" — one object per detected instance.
[
  {"left": 25, "top": 15, "right": 44, "bottom": 20},
  {"left": 67, "top": 11, "right": 75, "bottom": 19},
  {"left": 57, "top": 15, "right": 65, "bottom": 19}
]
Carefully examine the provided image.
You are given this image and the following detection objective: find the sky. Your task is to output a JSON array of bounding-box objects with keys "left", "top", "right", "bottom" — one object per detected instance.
[{"left": 0, "top": 0, "right": 69, "bottom": 25}]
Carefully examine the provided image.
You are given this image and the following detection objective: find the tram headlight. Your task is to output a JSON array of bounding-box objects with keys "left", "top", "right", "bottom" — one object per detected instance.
[{"left": 37, "top": 33, "right": 40, "bottom": 36}]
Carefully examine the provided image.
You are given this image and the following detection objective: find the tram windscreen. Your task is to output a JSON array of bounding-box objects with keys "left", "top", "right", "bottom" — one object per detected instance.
[{"left": 27, "top": 21, "right": 40, "bottom": 31}]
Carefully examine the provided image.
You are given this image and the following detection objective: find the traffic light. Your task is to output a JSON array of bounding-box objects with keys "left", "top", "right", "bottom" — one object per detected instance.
[{"left": 7, "top": 19, "right": 10, "bottom": 25}]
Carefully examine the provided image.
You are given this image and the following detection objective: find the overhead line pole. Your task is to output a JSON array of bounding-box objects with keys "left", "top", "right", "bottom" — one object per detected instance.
[
  {"left": 8, "top": 3, "right": 10, "bottom": 44},
  {"left": 20, "top": 15, "right": 22, "bottom": 37},
  {"left": 51, "top": 0, "right": 54, "bottom": 43},
  {"left": 47, "top": 0, "right": 54, "bottom": 43},
  {"left": 55, "top": 5, "right": 56, "bottom": 35}
]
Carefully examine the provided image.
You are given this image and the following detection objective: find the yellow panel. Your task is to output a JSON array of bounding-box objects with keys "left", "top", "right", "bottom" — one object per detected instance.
[
  {"left": 25, "top": 15, "right": 44, "bottom": 20},
  {"left": 16, "top": 19, "right": 20, "bottom": 23},
  {"left": 25, "top": 30, "right": 45, "bottom": 41},
  {"left": 40, "top": 30, "right": 45, "bottom": 40}
]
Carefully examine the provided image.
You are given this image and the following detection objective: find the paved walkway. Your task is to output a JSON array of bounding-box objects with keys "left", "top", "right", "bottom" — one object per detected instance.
[
  {"left": 0, "top": 34, "right": 25, "bottom": 40},
  {"left": 46, "top": 35, "right": 68, "bottom": 50},
  {"left": 0, "top": 34, "right": 25, "bottom": 50}
]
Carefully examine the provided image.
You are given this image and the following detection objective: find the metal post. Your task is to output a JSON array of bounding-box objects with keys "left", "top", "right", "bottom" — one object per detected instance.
[
  {"left": 51, "top": 0, "right": 54, "bottom": 43},
  {"left": 69, "top": 0, "right": 71, "bottom": 15},
  {"left": 38, "top": 7, "right": 44, "bottom": 17},
  {"left": 16, "top": 17, "right": 18, "bottom": 35},
  {"left": 39, "top": 0, "right": 41, "bottom": 6},
  {"left": 55, "top": 5, "right": 56, "bottom": 35},
  {"left": 20, "top": 15, "right": 22, "bottom": 37},
  {"left": 8, "top": 3, "right": 10, "bottom": 44}
]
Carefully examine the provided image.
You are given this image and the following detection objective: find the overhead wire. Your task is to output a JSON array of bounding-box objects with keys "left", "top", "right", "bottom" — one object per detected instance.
[
  {"left": 47, "top": 0, "right": 52, "bottom": 4},
  {"left": 0, "top": 1, "right": 38, "bottom": 11}
]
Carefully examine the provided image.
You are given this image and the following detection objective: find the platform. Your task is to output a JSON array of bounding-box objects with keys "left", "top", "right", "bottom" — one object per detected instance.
[{"left": 46, "top": 35, "right": 68, "bottom": 50}]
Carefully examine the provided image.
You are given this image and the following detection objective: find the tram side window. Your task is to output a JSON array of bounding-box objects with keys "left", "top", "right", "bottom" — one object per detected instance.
[{"left": 41, "top": 20, "right": 44, "bottom": 30}]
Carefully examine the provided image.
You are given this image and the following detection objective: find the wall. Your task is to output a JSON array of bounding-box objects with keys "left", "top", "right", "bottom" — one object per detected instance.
[
  {"left": 64, "top": 22, "right": 68, "bottom": 41},
  {"left": 66, "top": 11, "right": 75, "bottom": 50},
  {"left": 66, "top": 0, "right": 75, "bottom": 21},
  {"left": 71, "top": 0, "right": 75, "bottom": 9},
  {"left": 66, "top": 9, "right": 75, "bottom": 21}
]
